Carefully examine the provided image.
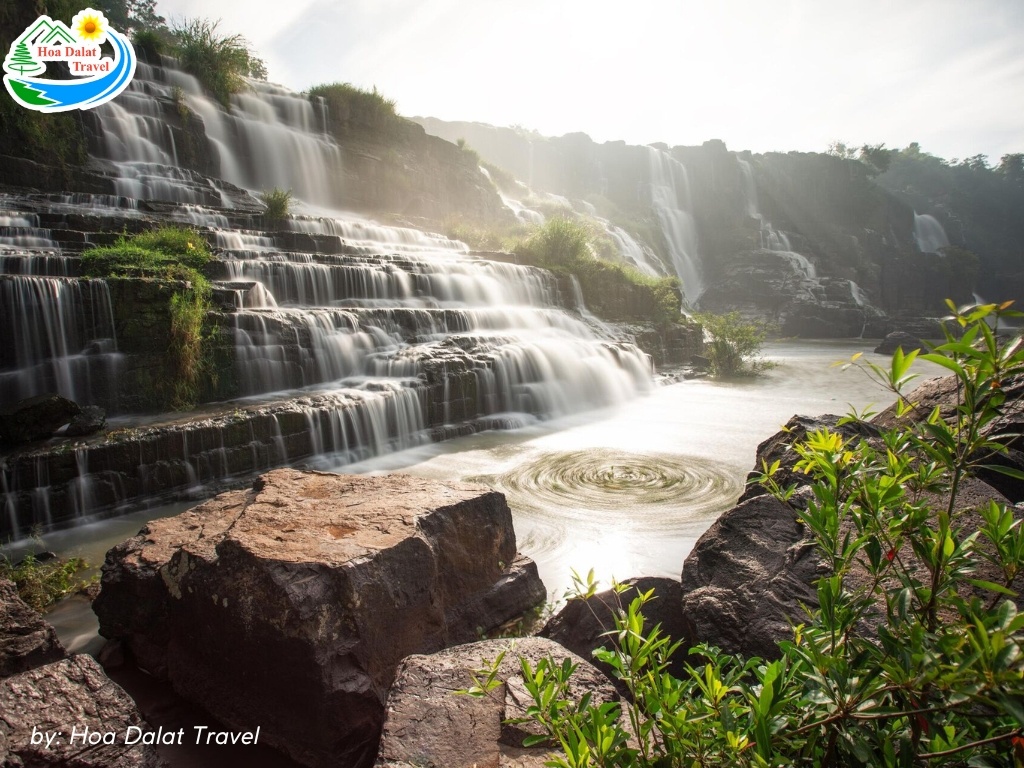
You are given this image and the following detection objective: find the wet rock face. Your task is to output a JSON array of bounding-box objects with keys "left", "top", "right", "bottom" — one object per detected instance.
[
  {"left": 0, "top": 579, "right": 66, "bottom": 678},
  {"left": 375, "top": 637, "right": 620, "bottom": 768},
  {"left": 0, "top": 393, "right": 81, "bottom": 445},
  {"left": 0, "top": 654, "right": 166, "bottom": 768},
  {"left": 93, "top": 469, "right": 546, "bottom": 768}
]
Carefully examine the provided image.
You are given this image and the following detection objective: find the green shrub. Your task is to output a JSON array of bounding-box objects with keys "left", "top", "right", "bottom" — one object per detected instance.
[
  {"left": 307, "top": 82, "right": 401, "bottom": 139},
  {"left": 1, "top": 553, "right": 91, "bottom": 613},
  {"left": 132, "top": 27, "right": 171, "bottom": 60},
  {"left": 260, "top": 187, "right": 293, "bottom": 222},
  {"left": 693, "top": 310, "right": 775, "bottom": 376},
  {"left": 514, "top": 216, "right": 593, "bottom": 268},
  {"left": 474, "top": 301, "right": 1024, "bottom": 767},
  {"left": 171, "top": 18, "right": 266, "bottom": 106},
  {"left": 82, "top": 227, "right": 213, "bottom": 409}
]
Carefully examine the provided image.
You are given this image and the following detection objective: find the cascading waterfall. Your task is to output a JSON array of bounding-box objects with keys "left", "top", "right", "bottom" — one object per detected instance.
[
  {"left": 646, "top": 147, "right": 702, "bottom": 302},
  {"left": 1, "top": 56, "right": 658, "bottom": 539},
  {"left": 0, "top": 276, "right": 121, "bottom": 409},
  {"left": 913, "top": 213, "right": 949, "bottom": 254}
]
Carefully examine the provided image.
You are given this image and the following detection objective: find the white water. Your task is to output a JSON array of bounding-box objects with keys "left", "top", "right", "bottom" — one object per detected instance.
[
  {"left": 647, "top": 147, "right": 702, "bottom": 301},
  {"left": 14, "top": 342, "right": 946, "bottom": 621},
  {"left": 914, "top": 212, "right": 950, "bottom": 254}
]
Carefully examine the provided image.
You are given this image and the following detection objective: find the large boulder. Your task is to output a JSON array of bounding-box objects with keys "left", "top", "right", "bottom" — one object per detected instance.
[
  {"left": 740, "top": 414, "right": 880, "bottom": 503},
  {"left": 0, "top": 394, "right": 80, "bottom": 446},
  {"left": 540, "top": 576, "right": 688, "bottom": 682},
  {"left": 679, "top": 493, "right": 822, "bottom": 659},
  {"left": 375, "top": 637, "right": 620, "bottom": 768},
  {"left": 0, "top": 578, "right": 66, "bottom": 678},
  {"left": 681, "top": 478, "right": 1021, "bottom": 659},
  {"left": 0, "top": 654, "right": 166, "bottom": 767},
  {"left": 873, "top": 374, "right": 1024, "bottom": 502},
  {"left": 93, "top": 469, "right": 546, "bottom": 768}
]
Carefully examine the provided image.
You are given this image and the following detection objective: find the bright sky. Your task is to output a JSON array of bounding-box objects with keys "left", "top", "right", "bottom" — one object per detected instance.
[{"left": 153, "top": 0, "right": 1024, "bottom": 163}]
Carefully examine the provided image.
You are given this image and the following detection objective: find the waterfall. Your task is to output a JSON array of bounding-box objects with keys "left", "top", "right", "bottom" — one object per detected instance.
[
  {"left": 737, "top": 157, "right": 792, "bottom": 252},
  {"left": 646, "top": 147, "right": 701, "bottom": 302},
  {"left": 0, "top": 276, "right": 121, "bottom": 409},
  {"left": 913, "top": 213, "right": 949, "bottom": 254},
  {"left": 1, "top": 55, "right": 659, "bottom": 538}
]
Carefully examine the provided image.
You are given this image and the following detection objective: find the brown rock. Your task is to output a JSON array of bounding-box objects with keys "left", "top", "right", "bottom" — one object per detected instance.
[
  {"left": 375, "top": 637, "right": 620, "bottom": 768},
  {"left": 0, "top": 654, "right": 166, "bottom": 767},
  {"left": 540, "top": 576, "right": 688, "bottom": 682},
  {"left": 0, "top": 578, "right": 65, "bottom": 678},
  {"left": 93, "top": 469, "right": 546, "bottom": 768}
]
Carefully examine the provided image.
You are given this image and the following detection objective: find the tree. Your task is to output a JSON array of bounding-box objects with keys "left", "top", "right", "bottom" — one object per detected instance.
[
  {"left": 826, "top": 140, "right": 858, "bottom": 160},
  {"left": 859, "top": 142, "right": 893, "bottom": 175},
  {"left": 693, "top": 311, "right": 774, "bottom": 377},
  {"left": 999, "top": 153, "right": 1024, "bottom": 186}
]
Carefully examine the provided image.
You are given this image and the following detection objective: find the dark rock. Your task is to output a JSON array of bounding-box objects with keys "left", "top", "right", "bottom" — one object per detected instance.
[
  {"left": 64, "top": 405, "right": 106, "bottom": 437},
  {"left": 874, "top": 331, "right": 928, "bottom": 355},
  {"left": 0, "top": 579, "right": 66, "bottom": 678},
  {"left": 691, "top": 354, "right": 711, "bottom": 370},
  {"left": 740, "top": 414, "right": 880, "bottom": 503},
  {"left": 0, "top": 654, "right": 166, "bottom": 767},
  {"left": 679, "top": 493, "right": 822, "bottom": 659},
  {"left": 873, "top": 374, "right": 1024, "bottom": 502},
  {"left": 681, "top": 478, "right": 1021, "bottom": 659},
  {"left": 0, "top": 394, "right": 81, "bottom": 445},
  {"left": 540, "top": 576, "right": 688, "bottom": 681},
  {"left": 375, "top": 637, "right": 620, "bottom": 768},
  {"left": 93, "top": 469, "right": 546, "bottom": 768}
]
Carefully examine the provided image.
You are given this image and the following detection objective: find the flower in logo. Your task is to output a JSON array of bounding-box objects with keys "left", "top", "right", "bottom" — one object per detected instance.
[{"left": 71, "top": 9, "right": 108, "bottom": 44}]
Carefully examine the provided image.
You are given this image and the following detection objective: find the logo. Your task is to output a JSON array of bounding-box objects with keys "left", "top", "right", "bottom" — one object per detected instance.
[{"left": 3, "top": 8, "right": 136, "bottom": 113}]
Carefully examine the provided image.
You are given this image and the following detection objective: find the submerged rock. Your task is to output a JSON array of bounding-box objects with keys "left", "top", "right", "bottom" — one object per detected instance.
[
  {"left": 0, "top": 654, "right": 166, "bottom": 767},
  {"left": 874, "top": 331, "right": 928, "bottom": 355},
  {"left": 0, "top": 578, "right": 66, "bottom": 678},
  {"left": 93, "top": 469, "right": 546, "bottom": 768},
  {"left": 375, "top": 637, "right": 619, "bottom": 768}
]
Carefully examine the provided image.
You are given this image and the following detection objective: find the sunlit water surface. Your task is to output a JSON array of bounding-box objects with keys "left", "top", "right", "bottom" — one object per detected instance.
[{"left": 7, "top": 340, "right": 943, "bottom": 650}]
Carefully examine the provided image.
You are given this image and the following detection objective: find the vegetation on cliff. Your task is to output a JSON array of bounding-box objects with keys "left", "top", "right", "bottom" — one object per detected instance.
[
  {"left": 483, "top": 302, "right": 1024, "bottom": 766},
  {"left": 307, "top": 82, "right": 403, "bottom": 139},
  {"left": 82, "top": 227, "right": 214, "bottom": 409},
  {"left": 169, "top": 18, "right": 267, "bottom": 106}
]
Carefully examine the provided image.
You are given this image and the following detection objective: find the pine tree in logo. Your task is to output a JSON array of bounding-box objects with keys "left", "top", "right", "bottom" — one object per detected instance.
[{"left": 6, "top": 39, "right": 45, "bottom": 76}]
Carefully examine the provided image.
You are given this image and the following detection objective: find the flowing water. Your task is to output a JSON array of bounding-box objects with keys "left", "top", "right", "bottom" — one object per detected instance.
[
  {"left": 10, "top": 341, "right": 945, "bottom": 646},
  {"left": 913, "top": 212, "right": 950, "bottom": 254},
  {"left": 647, "top": 148, "right": 702, "bottom": 302}
]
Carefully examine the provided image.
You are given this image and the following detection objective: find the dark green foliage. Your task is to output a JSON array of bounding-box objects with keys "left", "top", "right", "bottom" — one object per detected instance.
[
  {"left": 170, "top": 18, "right": 266, "bottom": 106},
  {"left": 307, "top": 82, "right": 402, "bottom": 139},
  {"left": 1, "top": 553, "right": 91, "bottom": 613},
  {"left": 693, "top": 311, "right": 775, "bottom": 376},
  {"left": 489, "top": 301, "right": 1024, "bottom": 767},
  {"left": 82, "top": 227, "right": 213, "bottom": 409}
]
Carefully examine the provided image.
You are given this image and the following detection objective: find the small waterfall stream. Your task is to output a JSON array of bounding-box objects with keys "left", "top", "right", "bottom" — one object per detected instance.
[{"left": 646, "top": 147, "right": 702, "bottom": 302}]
